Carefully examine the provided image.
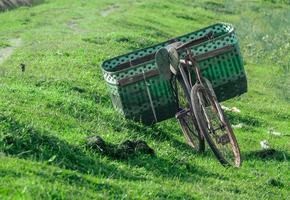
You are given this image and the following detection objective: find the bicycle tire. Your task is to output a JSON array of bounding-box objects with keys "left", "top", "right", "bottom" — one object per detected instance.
[
  {"left": 191, "top": 84, "right": 241, "bottom": 167},
  {"left": 176, "top": 80, "right": 205, "bottom": 152}
]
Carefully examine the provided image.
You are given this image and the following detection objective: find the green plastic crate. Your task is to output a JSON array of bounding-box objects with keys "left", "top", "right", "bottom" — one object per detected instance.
[{"left": 101, "top": 23, "right": 247, "bottom": 124}]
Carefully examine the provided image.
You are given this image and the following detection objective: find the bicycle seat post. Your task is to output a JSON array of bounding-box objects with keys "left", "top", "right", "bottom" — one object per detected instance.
[{"left": 185, "top": 48, "right": 203, "bottom": 85}]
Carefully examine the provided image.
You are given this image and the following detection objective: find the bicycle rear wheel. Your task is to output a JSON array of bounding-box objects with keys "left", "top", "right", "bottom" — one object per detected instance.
[
  {"left": 175, "top": 80, "right": 205, "bottom": 152},
  {"left": 191, "top": 84, "right": 241, "bottom": 167},
  {"left": 155, "top": 46, "right": 204, "bottom": 152}
]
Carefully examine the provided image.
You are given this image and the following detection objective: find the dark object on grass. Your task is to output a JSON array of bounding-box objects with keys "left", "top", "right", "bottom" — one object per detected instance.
[
  {"left": 267, "top": 178, "right": 284, "bottom": 188},
  {"left": 115, "top": 139, "right": 155, "bottom": 159},
  {"left": 86, "top": 136, "right": 154, "bottom": 159},
  {"left": 86, "top": 136, "right": 106, "bottom": 153},
  {"left": 134, "top": 140, "right": 155, "bottom": 155},
  {"left": 115, "top": 140, "right": 135, "bottom": 159},
  {"left": 255, "top": 149, "right": 277, "bottom": 158},
  {"left": 72, "top": 86, "right": 86, "bottom": 93},
  {"left": 20, "top": 63, "right": 25, "bottom": 72}
]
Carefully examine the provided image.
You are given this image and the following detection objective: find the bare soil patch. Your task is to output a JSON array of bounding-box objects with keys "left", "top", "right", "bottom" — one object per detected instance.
[{"left": 0, "top": 38, "right": 22, "bottom": 64}]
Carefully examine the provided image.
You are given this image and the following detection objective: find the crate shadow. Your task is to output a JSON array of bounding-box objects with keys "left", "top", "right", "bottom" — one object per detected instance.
[{"left": 132, "top": 123, "right": 195, "bottom": 150}]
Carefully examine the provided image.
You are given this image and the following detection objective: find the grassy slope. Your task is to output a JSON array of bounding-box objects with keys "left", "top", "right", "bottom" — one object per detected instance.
[{"left": 0, "top": 0, "right": 289, "bottom": 199}]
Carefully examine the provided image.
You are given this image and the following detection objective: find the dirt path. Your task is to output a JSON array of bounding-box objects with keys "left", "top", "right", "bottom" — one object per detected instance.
[{"left": 0, "top": 38, "right": 22, "bottom": 64}]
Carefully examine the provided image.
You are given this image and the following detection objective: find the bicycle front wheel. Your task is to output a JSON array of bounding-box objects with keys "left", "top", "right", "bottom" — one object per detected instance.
[{"left": 191, "top": 84, "right": 241, "bottom": 167}]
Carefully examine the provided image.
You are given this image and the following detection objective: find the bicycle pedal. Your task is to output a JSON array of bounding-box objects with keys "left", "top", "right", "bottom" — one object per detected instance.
[
  {"left": 217, "top": 134, "right": 230, "bottom": 145},
  {"left": 175, "top": 109, "right": 190, "bottom": 119}
]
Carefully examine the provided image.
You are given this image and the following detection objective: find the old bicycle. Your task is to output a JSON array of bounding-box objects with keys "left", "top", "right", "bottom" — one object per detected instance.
[{"left": 102, "top": 23, "right": 247, "bottom": 167}]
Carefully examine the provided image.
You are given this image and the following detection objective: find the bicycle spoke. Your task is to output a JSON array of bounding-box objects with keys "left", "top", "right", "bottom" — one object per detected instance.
[
  {"left": 183, "top": 119, "right": 199, "bottom": 138},
  {"left": 176, "top": 79, "right": 204, "bottom": 152},
  {"left": 192, "top": 84, "right": 240, "bottom": 166}
]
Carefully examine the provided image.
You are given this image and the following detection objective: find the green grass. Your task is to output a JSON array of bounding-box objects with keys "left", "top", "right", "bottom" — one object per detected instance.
[
  {"left": 0, "top": 0, "right": 289, "bottom": 199},
  {"left": 0, "top": 40, "right": 10, "bottom": 48}
]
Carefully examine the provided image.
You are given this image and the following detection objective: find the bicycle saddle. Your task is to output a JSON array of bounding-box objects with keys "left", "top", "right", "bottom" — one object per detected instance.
[{"left": 155, "top": 42, "right": 182, "bottom": 79}]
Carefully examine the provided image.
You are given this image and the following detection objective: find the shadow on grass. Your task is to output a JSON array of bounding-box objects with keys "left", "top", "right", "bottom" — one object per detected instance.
[
  {"left": 244, "top": 149, "right": 289, "bottom": 162},
  {"left": 89, "top": 113, "right": 229, "bottom": 182},
  {"left": 86, "top": 121, "right": 224, "bottom": 182},
  {"left": 226, "top": 112, "right": 265, "bottom": 132},
  {"left": 0, "top": 114, "right": 141, "bottom": 181},
  {"left": 0, "top": 167, "right": 124, "bottom": 197},
  {"left": 122, "top": 121, "right": 196, "bottom": 153},
  {"left": 124, "top": 155, "right": 228, "bottom": 182},
  {"left": 0, "top": 113, "right": 227, "bottom": 189}
]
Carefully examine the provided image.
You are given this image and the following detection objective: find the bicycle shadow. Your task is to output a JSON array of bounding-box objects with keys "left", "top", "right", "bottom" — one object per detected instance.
[
  {"left": 225, "top": 112, "right": 264, "bottom": 131},
  {"left": 244, "top": 149, "right": 289, "bottom": 162}
]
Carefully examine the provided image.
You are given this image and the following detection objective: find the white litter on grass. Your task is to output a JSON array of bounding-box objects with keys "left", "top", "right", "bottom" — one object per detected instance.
[
  {"left": 221, "top": 105, "right": 241, "bottom": 113},
  {"left": 269, "top": 130, "right": 282, "bottom": 136},
  {"left": 231, "top": 107, "right": 241, "bottom": 113},
  {"left": 232, "top": 123, "right": 245, "bottom": 129},
  {"left": 262, "top": 35, "right": 269, "bottom": 41},
  {"left": 260, "top": 140, "right": 270, "bottom": 149}
]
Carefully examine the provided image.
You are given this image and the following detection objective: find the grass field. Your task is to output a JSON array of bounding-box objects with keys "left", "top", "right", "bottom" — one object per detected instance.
[{"left": 0, "top": 0, "right": 289, "bottom": 199}]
